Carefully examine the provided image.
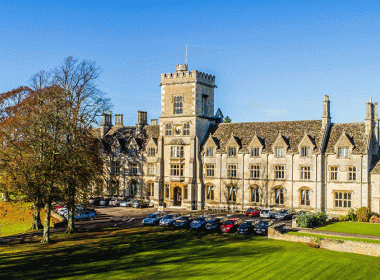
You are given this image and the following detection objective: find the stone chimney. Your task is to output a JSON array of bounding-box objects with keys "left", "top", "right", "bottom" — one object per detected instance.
[
  {"left": 151, "top": 119, "right": 158, "bottom": 126},
  {"left": 322, "top": 95, "right": 331, "bottom": 131},
  {"left": 115, "top": 114, "right": 123, "bottom": 126},
  {"left": 100, "top": 110, "right": 112, "bottom": 138},
  {"left": 365, "top": 98, "right": 375, "bottom": 135},
  {"left": 136, "top": 111, "right": 147, "bottom": 130}
]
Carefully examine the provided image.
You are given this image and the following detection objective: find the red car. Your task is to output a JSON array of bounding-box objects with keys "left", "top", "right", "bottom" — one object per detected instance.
[
  {"left": 220, "top": 218, "right": 243, "bottom": 233},
  {"left": 246, "top": 207, "right": 260, "bottom": 217}
]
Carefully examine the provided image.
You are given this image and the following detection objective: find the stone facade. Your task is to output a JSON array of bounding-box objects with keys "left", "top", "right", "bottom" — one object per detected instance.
[{"left": 97, "top": 64, "right": 380, "bottom": 215}]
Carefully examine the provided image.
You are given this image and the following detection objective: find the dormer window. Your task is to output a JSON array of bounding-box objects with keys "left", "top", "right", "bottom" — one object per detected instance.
[
  {"left": 228, "top": 147, "right": 237, "bottom": 157},
  {"left": 173, "top": 95, "right": 183, "bottom": 114},
  {"left": 275, "top": 147, "right": 285, "bottom": 157},
  {"left": 206, "top": 147, "right": 214, "bottom": 157},
  {"left": 338, "top": 147, "right": 349, "bottom": 158},
  {"left": 147, "top": 148, "right": 155, "bottom": 157},
  {"left": 301, "top": 147, "right": 311, "bottom": 157},
  {"left": 251, "top": 147, "right": 260, "bottom": 157}
]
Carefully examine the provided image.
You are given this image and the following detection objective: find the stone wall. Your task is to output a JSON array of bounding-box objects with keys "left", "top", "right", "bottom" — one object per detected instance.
[{"left": 268, "top": 225, "right": 380, "bottom": 257}]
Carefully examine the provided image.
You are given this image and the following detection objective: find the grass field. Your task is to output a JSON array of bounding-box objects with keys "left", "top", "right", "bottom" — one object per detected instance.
[
  {"left": 286, "top": 231, "right": 380, "bottom": 244},
  {"left": 1, "top": 227, "right": 379, "bottom": 280},
  {"left": 0, "top": 201, "right": 59, "bottom": 237},
  {"left": 316, "top": 221, "right": 380, "bottom": 236}
]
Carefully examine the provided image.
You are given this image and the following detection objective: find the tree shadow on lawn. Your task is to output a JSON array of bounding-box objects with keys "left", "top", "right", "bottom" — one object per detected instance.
[{"left": 0, "top": 228, "right": 279, "bottom": 279}]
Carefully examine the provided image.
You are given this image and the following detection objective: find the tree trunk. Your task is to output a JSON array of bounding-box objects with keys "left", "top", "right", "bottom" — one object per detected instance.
[
  {"left": 41, "top": 201, "right": 51, "bottom": 243},
  {"left": 1, "top": 191, "right": 10, "bottom": 202},
  {"left": 65, "top": 185, "right": 77, "bottom": 234},
  {"left": 30, "top": 201, "right": 43, "bottom": 230}
]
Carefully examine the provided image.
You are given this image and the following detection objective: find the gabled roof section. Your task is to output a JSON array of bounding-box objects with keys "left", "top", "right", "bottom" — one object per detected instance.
[
  {"left": 326, "top": 123, "right": 367, "bottom": 154},
  {"left": 215, "top": 108, "right": 224, "bottom": 121},
  {"left": 146, "top": 137, "right": 158, "bottom": 148},
  {"left": 249, "top": 134, "right": 264, "bottom": 148},
  {"left": 334, "top": 130, "right": 355, "bottom": 149},
  {"left": 226, "top": 134, "right": 241, "bottom": 149},
  {"left": 204, "top": 134, "right": 219, "bottom": 148},
  {"left": 273, "top": 134, "right": 289, "bottom": 149},
  {"left": 203, "top": 120, "right": 323, "bottom": 153},
  {"left": 298, "top": 133, "right": 316, "bottom": 150}
]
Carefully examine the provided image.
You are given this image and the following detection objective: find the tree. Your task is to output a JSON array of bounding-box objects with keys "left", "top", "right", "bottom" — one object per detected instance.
[
  {"left": 31, "top": 57, "right": 111, "bottom": 234},
  {"left": 223, "top": 116, "right": 231, "bottom": 123}
]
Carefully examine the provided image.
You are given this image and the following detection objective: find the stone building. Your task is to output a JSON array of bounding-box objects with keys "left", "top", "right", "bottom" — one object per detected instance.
[{"left": 96, "top": 64, "right": 380, "bottom": 215}]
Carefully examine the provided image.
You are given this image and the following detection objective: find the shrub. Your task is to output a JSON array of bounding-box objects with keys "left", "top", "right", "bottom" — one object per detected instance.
[
  {"left": 369, "top": 215, "right": 380, "bottom": 224},
  {"left": 296, "top": 212, "right": 328, "bottom": 228},
  {"left": 346, "top": 208, "right": 357, "bottom": 221},
  {"left": 356, "top": 207, "right": 371, "bottom": 222},
  {"left": 338, "top": 214, "right": 347, "bottom": 222}
]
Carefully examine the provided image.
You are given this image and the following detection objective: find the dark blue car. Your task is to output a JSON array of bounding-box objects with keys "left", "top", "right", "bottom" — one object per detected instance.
[
  {"left": 254, "top": 220, "right": 270, "bottom": 235},
  {"left": 189, "top": 216, "right": 209, "bottom": 230},
  {"left": 172, "top": 216, "right": 193, "bottom": 229},
  {"left": 205, "top": 218, "right": 225, "bottom": 232},
  {"left": 237, "top": 221, "right": 254, "bottom": 234}
]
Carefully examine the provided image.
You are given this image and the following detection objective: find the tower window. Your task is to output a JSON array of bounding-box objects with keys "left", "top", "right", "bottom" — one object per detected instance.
[
  {"left": 183, "top": 122, "right": 190, "bottom": 135},
  {"left": 165, "top": 123, "right": 172, "bottom": 136},
  {"left": 202, "top": 95, "right": 208, "bottom": 115},
  {"left": 173, "top": 96, "right": 183, "bottom": 115}
]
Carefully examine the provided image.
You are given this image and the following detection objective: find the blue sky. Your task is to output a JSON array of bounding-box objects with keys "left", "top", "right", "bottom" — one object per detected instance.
[{"left": 1, "top": 0, "right": 380, "bottom": 125}]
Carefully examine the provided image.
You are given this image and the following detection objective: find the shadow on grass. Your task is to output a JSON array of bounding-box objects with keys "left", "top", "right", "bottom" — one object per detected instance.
[{"left": 0, "top": 227, "right": 279, "bottom": 279}]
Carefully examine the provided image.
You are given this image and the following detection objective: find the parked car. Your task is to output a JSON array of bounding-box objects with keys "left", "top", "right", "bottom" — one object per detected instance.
[
  {"left": 245, "top": 207, "right": 261, "bottom": 217},
  {"left": 159, "top": 214, "right": 181, "bottom": 226},
  {"left": 237, "top": 221, "right": 255, "bottom": 234},
  {"left": 205, "top": 217, "right": 225, "bottom": 232},
  {"left": 260, "top": 209, "right": 277, "bottom": 219},
  {"left": 74, "top": 210, "right": 96, "bottom": 221},
  {"left": 189, "top": 216, "right": 209, "bottom": 230},
  {"left": 100, "top": 198, "right": 111, "bottom": 206},
  {"left": 142, "top": 212, "right": 166, "bottom": 225},
  {"left": 119, "top": 198, "right": 133, "bottom": 207},
  {"left": 88, "top": 197, "right": 100, "bottom": 206},
  {"left": 172, "top": 216, "right": 193, "bottom": 229},
  {"left": 220, "top": 218, "right": 243, "bottom": 233},
  {"left": 275, "top": 209, "right": 294, "bottom": 220},
  {"left": 254, "top": 220, "right": 270, "bottom": 235},
  {"left": 109, "top": 198, "right": 120, "bottom": 207},
  {"left": 132, "top": 200, "right": 148, "bottom": 208}
]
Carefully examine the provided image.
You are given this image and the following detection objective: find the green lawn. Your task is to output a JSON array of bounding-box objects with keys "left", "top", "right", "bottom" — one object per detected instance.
[
  {"left": 286, "top": 231, "right": 380, "bottom": 244},
  {"left": 1, "top": 227, "right": 379, "bottom": 280},
  {"left": 316, "top": 222, "right": 380, "bottom": 236}
]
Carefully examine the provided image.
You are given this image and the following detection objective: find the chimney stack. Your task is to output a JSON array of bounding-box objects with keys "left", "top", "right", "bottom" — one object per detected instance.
[
  {"left": 322, "top": 95, "right": 331, "bottom": 131},
  {"left": 100, "top": 111, "right": 113, "bottom": 138},
  {"left": 136, "top": 111, "right": 147, "bottom": 130},
  {"left": 115, "top": 114, "right": 124, "bottom": 126},
  {"left": 151, "top": 119, "right": 158, "bottom": 126}
]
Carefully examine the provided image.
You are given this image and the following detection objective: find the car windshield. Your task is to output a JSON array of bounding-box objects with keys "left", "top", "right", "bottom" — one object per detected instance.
[
  {"left": 224, "top": 220, "right": 234, "bottom": 225},
  {"left": 257, "top": 221, "right": 269, "bottom": 227},
  {"left": 261, "top": 210, "right": 268, "bottom": 214},
  {"left": 278, "top": 210, "right": 287, "bottom": 214},
  {"left": 177, "top": 217, "right": 187, "bottom": 222},
  {"left": 147, "top": 214, "right": 158, "bottom": 218},
  {"left": 194, "top": 217, "right": 204, "bottom": 221},
  {"left": 163, "top": 215, "right": 173, "bottom": 219},
  {"left": 242, "top": 222, "right": 252, "bottom": 226}
]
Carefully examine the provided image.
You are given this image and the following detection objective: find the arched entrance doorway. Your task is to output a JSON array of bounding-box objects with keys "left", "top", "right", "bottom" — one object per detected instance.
[{"left": 173, "top": 186, "right": 182, "bottom": 206}]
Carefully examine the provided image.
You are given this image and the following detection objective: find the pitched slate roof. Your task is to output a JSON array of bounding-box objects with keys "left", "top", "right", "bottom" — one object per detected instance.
[
  {"left": 204, "top": 120, "right": 324, "bottom": 154},
  {"left": 325, "top": 123, "right": 368, "bottom": 155},
  {"left": 102, "top": 125, "right": 160, "bottom": 152}
]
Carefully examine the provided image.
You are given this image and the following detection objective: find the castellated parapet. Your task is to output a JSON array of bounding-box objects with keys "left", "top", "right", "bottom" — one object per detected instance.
[{"left": 160, "top": 64, "right": 216, "bottom": 88}]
